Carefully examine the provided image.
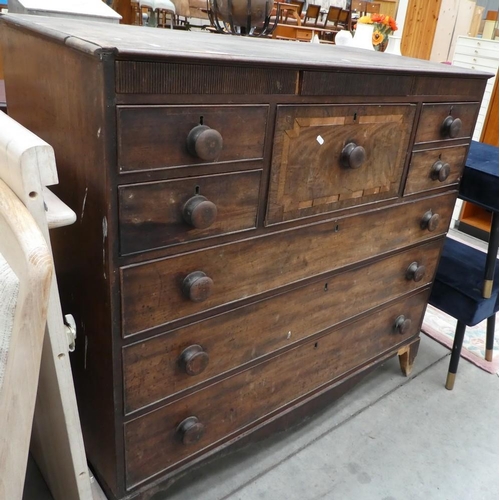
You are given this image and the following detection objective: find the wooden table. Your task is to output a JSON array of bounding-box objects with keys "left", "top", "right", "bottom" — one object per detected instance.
[
  {"left": 271, "top": 23, "right": 334, "bottom": 41},
  {"left": 275, "top": 1, "right": 302, "bottom": 25}
]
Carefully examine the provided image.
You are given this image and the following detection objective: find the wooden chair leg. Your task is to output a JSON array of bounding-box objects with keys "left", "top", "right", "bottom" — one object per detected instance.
[
  {"left": 485, "top": 314, "right": 496, "bottom": 361},
  {"left": 446, "top": 321, "right": 467, "bottom": 390}
]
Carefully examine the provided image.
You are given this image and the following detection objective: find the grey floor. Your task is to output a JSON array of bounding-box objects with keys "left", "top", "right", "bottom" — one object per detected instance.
[{"left": 24, "top": 334, "right": 499, "bottom": 500}]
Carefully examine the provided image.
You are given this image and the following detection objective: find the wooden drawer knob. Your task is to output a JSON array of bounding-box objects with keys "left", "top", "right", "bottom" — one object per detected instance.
[
  {"left": 430, "top": 160, "right": 451, "bottom": 182},
  {"left": 420, "top": 210, "right": 440, "bottom": 232},
  {"left": 340, "top": 142, "right": 366, "bottom": 169},
  {"left": 183, "top": 195, "right": 218, "bottom": 229},
  {"left": 441, "top": 115, "right": 462, "bottom": 138},
  {"left": 394, "top": 315, "right": 412, "bottom": 335},
  {"left": 186, "top": 125, "right": 223, "bottom": 161},
  {"left": 176, "top": 416, "right": 205, "bottom": 445},
  {"left": 406, "top": 262, "right": 426, "bottom": 282},
  {"left": 182, "top": 271, "right": 214, "bottom": 302},
  {"left": 179, "top": 345, "right": 209, "bottom": 376}
]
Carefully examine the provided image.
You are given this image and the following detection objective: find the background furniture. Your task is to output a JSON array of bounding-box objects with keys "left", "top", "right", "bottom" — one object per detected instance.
[
  {"left": 7, "top": 0, "right": 121, "bottom": 22},
  {"left": 0, "top": 166, "right": 52, "bottom": 500},
  {"left": 429, "top": 141, "right": 499, "bottom": 389},
  {"left": 0, "top": 111, "right": 100, "bottom": 499},
  {"left": 0, "top": 15, "right": 489, "bottom": 500}
]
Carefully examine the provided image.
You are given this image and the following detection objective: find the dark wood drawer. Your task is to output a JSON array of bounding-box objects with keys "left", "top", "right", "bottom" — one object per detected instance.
[
  {"left": 117, "top": 105, "right": 269, "bottom": 173},
  {"left": 118, "top": 170, "right": 261, "bottom": 255},
  {"left": 266, "top": 104, "right": 416, "bottom": 225},
  {"left": 124, "top": 290, "right": 427, "bottom": 488},
  {"left": 404, "top": 145, "right": 468, "bottom": 196},
  {"left": 123, "top": 239, "right": 442, "bottom": 413},
  {"left": 120, "top": 191, "right": 456, "bottom": 336},
  {"left": 414, "top": 103, "right": 479, "bottom": 144}
]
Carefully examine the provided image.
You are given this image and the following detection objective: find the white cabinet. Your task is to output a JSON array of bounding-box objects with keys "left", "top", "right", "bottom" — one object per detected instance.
[{"left": 453, "top": 36, "right": 498, "bottom": 141}]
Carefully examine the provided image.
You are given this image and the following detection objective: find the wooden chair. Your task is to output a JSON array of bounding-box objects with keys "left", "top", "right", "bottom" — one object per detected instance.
[
  {"left": 303, "top": 4, "right": 321, "bottom": 25},
  {"left": 323, "top": 6, "right": 342, "bottom": 28},
  {"left": 428, "top": 141, "right": 499, "bottom": 390},
  {"left": 336, "top": 8, "right": 351, "bottom": 30},
  {"left": 0, "top": 111, "right": 101, "bottom": 498},
  {"left": 0, "top": 179, "right": 53, "bottom": 500}
]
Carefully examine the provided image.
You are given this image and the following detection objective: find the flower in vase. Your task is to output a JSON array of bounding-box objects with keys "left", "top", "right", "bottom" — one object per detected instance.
[{"left": 372, "top": 28, "right": 385, "bottom": 47}]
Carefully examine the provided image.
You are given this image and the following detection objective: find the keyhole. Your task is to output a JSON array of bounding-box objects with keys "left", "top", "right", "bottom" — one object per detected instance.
[
  {"left": 324, "top": 283, "right": 328, "bottom": 291},
  {"left": 199, "top": 116, "right": 204, "bottom": 125},
  {"left": 438, "top": 153, "right": 442, "bottom": 160},
  {"left": 334, "top": 224, "right": 339, "bottom": 232},
  {"left": 195, "top": 185, "right": 200, "bottom": 194},
  {"left": 314, "top": 342, "right": 318, "bottom": 348},
  {"left": 449, "top": 106, "right": 453, "bottom": 114},
  {"left": 353, "top": 112, "right": 357, "bottom": 121}
]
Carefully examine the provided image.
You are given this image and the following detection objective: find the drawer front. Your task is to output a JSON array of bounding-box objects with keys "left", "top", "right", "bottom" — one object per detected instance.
[
  {"left": 121, "top": 192, "right": 456, "bottom": 336},
  {"left": 117, "top": 105, "right": 269, "bottom": 172},
  {"left": 415, "top": 103, "right": 479, "bottom": 144},
  {"left": 454, "top": 44, "right": 500, "bottom": 61},
  {"left": 404, "top": 145, "right": 468, "bottom": 196},
  {"left": 266, "top": 104, "right": 416, "bottom": 224},
  {"left": 123, "top": 239, "right": 443, "bottom": 413},
  {"left": 124, "top": 291, "right": 427, "bottom": 488},
  {"left": 456, "top": 37, "right": 499, "bottom": 50},
  {"left": 118, "top": 170, "right": 261, "bottom": 255},
  {"left": 453, "top": 53, "right": 499, "bottom": 70}
]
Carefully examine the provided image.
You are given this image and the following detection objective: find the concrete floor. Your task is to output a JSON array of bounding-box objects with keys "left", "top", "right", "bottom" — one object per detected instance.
[{"left": 24, "top": 334, "right": 499, "bottom": 500}]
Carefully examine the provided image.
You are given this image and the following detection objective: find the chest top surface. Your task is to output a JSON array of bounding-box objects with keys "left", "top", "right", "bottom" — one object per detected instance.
[{"left": 0, "top": 13, "right": 494, "bottom": 78}]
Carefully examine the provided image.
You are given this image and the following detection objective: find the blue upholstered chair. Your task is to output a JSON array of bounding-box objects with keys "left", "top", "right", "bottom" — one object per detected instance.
[{"left": 428, "top": 141, "right": 499, "bottom": 390}]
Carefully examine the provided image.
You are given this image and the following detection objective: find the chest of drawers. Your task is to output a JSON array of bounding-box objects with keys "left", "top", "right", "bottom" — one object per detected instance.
[{"left": 0, "top": 15, "right": 490, "bottom": 500}]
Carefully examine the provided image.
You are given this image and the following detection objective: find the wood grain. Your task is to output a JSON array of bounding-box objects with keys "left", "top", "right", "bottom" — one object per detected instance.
[
  {"left": 404, "top": 144, "right": 468, "bottom": 195},
  {"left": 121, "top": 192, "right": 456, "bottom": 336},
  {"left": 401, "top": 0, "right": 442, "bottom": 60},
  {"left": 124, "top": 291, "right": 428, "bottom": 487},
  {"left": 123, "top": 239, "right": 443, "bottom": 413},
  {"left": 117, "top": 105, "right": 269, "bottom": 172},
  {"left": 266, "top": 104, "right": 416, "bottom": 224},
  {"left": 415, "top": 102, "right": 479, "bottom": 144},
  {"left": 118, "top": 170, "right": 261, "bottom": 255}
]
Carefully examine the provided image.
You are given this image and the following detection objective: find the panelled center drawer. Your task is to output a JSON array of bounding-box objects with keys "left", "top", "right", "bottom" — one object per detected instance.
[
  {"left": 266, "top": 104, "right": 416, "bottom": 224},
  {"left": 415, "top": 102, "right": 479, "bottom": 144},
  {"left": 118, "top": 170, "right": 262, "bottom": 255},
  {"left": 404, "top": 144, "right": 469, "bottom": 196},
  {"left": 123, "top": 239, "right": 443, "bottom": 413},
  {"left": 124, "top": 290, "right": 428, "bottom": 488},
  {"left": 117, "top": 105, "right": 269, "bottom": 172},
  {"left": 120, "top": 192, "right": 456, "bottom": 336}
]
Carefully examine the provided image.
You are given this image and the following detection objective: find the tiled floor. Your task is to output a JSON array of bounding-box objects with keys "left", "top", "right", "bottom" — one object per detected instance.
[{"left": 24, "top": 334, "right": 499, "bottom": 500}]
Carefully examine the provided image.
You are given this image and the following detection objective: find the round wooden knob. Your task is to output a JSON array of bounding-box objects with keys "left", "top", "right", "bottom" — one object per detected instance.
[
  {"left": 179, "top": 345, "right": 209, "bottom": 376},
  {"left": 406, "top": 262, "right": 426, "bottom": 282},
  {"left": 340, "top": 142, "right": 366, "bottom": 169},
  {"left": 394, "top": 315, "right": 412, "bottom": 335},
  {"left": 186, "top": 125, "right": 223, "bottom": 161},
  {"left": 182, "top": 271, "right": 214, "bottom": 302},
  {"left": 420, "top": 210, "right": 440, "bottom": 232},
  {"left": 183, "top": 195, "right": 218, "bottom": 229},
  {"left": 430, "top": 160, "right": 451, "bottom": 182},
  {"left": 441, "top": 115, "right": 462, "bottom": 138},
  {"left": 176, "top": 416, "right": 205, "bottom": 445}
]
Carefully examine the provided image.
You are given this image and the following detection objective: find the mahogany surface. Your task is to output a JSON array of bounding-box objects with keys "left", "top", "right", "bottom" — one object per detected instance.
[{"left": 0, "top": 14, "right": 491, "bottom": 500}]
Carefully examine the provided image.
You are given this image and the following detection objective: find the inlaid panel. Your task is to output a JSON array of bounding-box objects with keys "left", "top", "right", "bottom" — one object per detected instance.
[{"left": 266, "top": 104, "right": 416, "bottom": 225}]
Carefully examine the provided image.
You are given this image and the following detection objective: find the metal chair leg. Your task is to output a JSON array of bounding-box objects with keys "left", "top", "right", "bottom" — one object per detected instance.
[
  {"left": 485, "top": 314, "right": 496, "bottom": 362},
  {"left": 446, "top": 321, "right": 467, "bottom": 390}
]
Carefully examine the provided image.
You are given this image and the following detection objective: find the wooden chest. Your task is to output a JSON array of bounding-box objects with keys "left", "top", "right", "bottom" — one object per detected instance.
[{"left": 0, "top": 15, "right": 490, "bottom": 499}]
